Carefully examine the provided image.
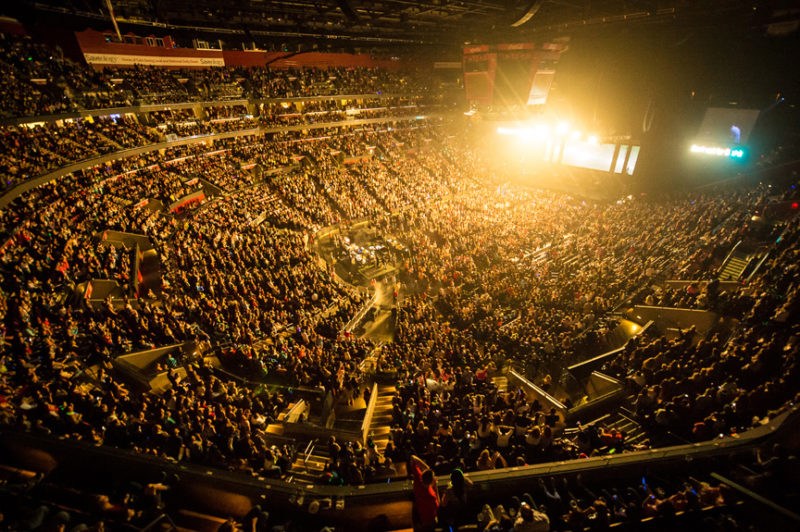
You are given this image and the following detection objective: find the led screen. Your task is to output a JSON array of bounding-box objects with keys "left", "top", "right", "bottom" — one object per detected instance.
[
  {"left": 527, "top": 70, "right": 555, "bottom": 105},
  {"left": 625, "top": 146, "right": 640, "bottom": 175},
  {"left": 614, "top": 145, "right": 628, "bottom": 174},
  {"left": 695, "top": 108, "right": 760, "bottom": 146}
]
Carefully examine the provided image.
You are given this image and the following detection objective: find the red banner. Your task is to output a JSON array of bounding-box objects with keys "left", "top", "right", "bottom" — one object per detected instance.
[
  {"left": 463, "top": 45, "right": 491, "bottom": 55},
  {"left": 497, "top": 43, "right": 536, "bottom": 51}
]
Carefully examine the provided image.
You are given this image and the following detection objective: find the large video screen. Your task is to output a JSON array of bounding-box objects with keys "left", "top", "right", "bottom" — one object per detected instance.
[
  {"left": 526, "top": 70, "right": 555, "bottom": 105},
  {"left": 695, "top": 108, "right": 760, "bottom": 146},
  {"left": 625, "top": 146, "right": 640, "bottom": 175},
  {"left": 562, "top": 139, "right": 616, "bottom": 172}
]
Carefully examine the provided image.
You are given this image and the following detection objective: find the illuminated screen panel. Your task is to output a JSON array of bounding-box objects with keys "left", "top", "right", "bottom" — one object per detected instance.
[
  {"left": 614, "top": 145, "right": 628, "bottom": 174},
  {"left": 625, "top": 146, "right": 640, "bottom": 175},
  {"left": 527, "top": 70, "right": 555, "bottom": 105},
  {"left": 562, "top": 140, "right": 615, "bottom": 172},
  {"left": 695, "top": 108, "right": 760, "bottom": 146}
]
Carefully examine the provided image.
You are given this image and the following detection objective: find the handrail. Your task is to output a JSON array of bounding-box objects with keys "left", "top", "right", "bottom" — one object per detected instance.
[
  {"left": 567, "top": 345, "right": 625, "bottom": 374},
  {"left": 343, "top": 291, "right": 379, "bottom": 334},
  {"left": 303, "top": 438, "right": 318, "bottom": 471},
  {"left": 745, "top": 251, "right": 770, "bottom": 281},
  {"left": 284, "top": 399, "right": 308, "bottom": 424},
  {"left": 139, "top": 513, "right": 177, "bottom": 532},
  {"left": 4, "top": 403, "right": 797, "bottom": 497},
  {"left": 0, "top": 93, "right": 423, "bottom": 127},
  {"left": 360, "top": 382, "right": 379, "bottom": 445},
  {"left": 710, "top": 472, "right": 800, "bottom": 523},
  {"left": 508, "top": 368, "right": 567, "bottom": 411},
  {"left": 717, "top": 240, "right": 742, "bottom": 277},
  {"left": 746, "top": 221, "right": 795, "bottom": 281},
  {"left": 0, "top": 402, "right": 796, "bottom": 532}
]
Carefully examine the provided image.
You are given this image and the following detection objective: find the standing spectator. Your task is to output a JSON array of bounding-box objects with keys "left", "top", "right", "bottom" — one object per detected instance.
[
  {"left": 410, "top": 454, "right": 439, "bottom": 531},
  {"left": 439, "top": 468, "right": 473, "bottom": 528}
]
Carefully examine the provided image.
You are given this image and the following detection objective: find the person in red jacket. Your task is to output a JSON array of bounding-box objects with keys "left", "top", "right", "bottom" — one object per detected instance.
[{"left": 410, "top": 454, "right": 439, "bottom": 531}]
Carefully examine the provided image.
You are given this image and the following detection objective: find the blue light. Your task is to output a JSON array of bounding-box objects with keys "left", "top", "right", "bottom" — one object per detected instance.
[{"left": 729, "top": 148, "right": 745, "bottom": 159}]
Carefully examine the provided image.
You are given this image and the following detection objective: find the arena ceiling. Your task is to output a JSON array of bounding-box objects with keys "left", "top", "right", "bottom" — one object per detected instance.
[{"left": 14, "top": 0, "right": 799, "bottom": 48}]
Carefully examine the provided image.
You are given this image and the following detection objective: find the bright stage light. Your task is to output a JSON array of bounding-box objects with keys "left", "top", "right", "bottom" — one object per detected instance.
[
  {"left": 570, "top": 130, "right": 581, "bottom": 140},
  {"left": 587, "top": 135, "right": 598, "bottom": 145},
  {"left": 496, "top": 124, "right": 549, "bottom": 142},
  {"left": 556, "top": 122, "right": 570, "bottom": 135},
  {"left": 534, "top": 124, "right": 550, "bottom": 138}
]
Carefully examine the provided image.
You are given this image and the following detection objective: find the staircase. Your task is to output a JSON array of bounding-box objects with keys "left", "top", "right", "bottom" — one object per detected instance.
[
  {"left": 369, "top": 384, "right": 396, "bottom": 452},
  {"left": 492, "top": 374, "right": 509, "bottom": 393},
  {"left": 287, "top": 442, "right": 330, "bottom": 485},
  {"left": 718, "top": 254, "right": 749, "bottom": 281},
  {"left": 611, "top": 407, "right": 651, "bottom": 449},
  {"left": 94, "top": 130, "right": 123, "bottom": 151}
]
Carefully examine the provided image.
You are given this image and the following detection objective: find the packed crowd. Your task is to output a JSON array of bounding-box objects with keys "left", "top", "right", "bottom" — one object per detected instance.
[
  {"left": 0, "top": 31, "right": 433, "bottom": 119},
  {"left": 468, "top": 471, "right": 746, "bottom": 531},
  {"left": 0, "top": 69, "right": 797, "bottom": 513},
  {"left": 1, "top": 122, "right": 449, "bottom": 460},
  {"left": 0, "top": 97, "right": 428, "bottom": 193},
  {"left": 603, "top": 216, "right": 800, "bottom": 442},
  {"left": 374, "top": 175, "right": 758, "bottom": 379},
  {"left": 408, "top": 442, "right": 798, "bottom": 531}
]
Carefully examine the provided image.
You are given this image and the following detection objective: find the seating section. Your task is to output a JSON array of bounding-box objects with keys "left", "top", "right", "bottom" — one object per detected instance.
[
  {"left": 0, "top": 31, "right": 432, "bottom": 119},
  {"left": 0, "top": 28, "right": 798, "bottom": 532},
  {"left": 0, "top": 98, "right": 434, "bottom": 193}
]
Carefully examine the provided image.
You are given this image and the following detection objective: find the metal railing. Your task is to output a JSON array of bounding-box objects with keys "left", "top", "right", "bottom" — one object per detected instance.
[
  {"left": 360, "top": 382, "right": 379, "bottom": 445},
  {"left": 342, "top": 290, "right": 380, "bottom": 334},
  {"left": 139, "top": 513, "right": 179, "bottom": 532},
  {"left": 716, "top": 239, "right": 743, "bottom": 277},
  {"left": 302, "top": 438, "right": 318, "bottom": 473}
]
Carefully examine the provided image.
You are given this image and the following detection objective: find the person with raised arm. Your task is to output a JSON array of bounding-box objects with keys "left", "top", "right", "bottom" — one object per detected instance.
[{"left": 410, "top": 454, "right": 439, "bottom": 531}]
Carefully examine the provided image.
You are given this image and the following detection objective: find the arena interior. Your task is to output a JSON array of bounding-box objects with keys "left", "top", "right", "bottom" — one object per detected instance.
[{"left": 0, "top": 1, "right": 799, "bottom": 531}]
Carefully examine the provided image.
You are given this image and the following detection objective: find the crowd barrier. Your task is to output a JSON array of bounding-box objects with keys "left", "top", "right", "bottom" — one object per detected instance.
[{"left": 2, "top": 404, "right": 796, "bottom": 531}]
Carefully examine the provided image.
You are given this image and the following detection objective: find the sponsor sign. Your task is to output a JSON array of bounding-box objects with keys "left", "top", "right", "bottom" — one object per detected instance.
[{"left": 83, "top": 53, "right": 225, "bottom": 67}]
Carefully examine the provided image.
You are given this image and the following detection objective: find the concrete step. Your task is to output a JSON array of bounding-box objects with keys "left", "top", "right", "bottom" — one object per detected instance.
[
  {"left": 492, "top": 376, "right": 509, "bottom": 393},
  {"left": 288, "top": 470, "right": 321, "bottom": 484},
  {"left": 265, "top": 424, "right": 284, "bottom": 436}
]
